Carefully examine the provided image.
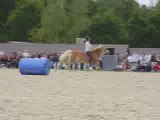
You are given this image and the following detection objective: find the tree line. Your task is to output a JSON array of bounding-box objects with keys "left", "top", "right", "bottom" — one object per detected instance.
[{"left": 0, "top": 0, "right": 160, "bottom": 47}]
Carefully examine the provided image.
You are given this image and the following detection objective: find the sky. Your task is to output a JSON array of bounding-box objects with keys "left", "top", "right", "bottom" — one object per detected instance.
[{"left": 137, "top": 0, "right": 158, "bottom": 6}]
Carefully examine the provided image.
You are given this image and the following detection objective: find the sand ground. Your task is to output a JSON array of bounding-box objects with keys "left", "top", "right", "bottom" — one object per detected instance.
[{"left": 0, "top": 69, "right": 160, "bottom": 120}]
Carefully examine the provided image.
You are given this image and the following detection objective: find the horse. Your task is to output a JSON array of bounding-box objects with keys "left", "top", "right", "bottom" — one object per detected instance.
[{"left": 59, "top": 45, "right": 110, "bottom": 70}]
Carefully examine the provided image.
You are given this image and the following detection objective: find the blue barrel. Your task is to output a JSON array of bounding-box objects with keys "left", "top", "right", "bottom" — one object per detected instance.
[{"left": 19, "top": 58, "right": 50, "bottom": 75}]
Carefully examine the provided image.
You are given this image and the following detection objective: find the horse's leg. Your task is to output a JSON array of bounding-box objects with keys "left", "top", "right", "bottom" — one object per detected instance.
[
  {"left": 78, "top": 63, "right": 83, "bottom": 70},
  {"left": 64, "top": 64, "right": 68, "bottom": 70},
  {"left": 89, "top": 59, "right": 96, "bottom": 70},
  {"left": 75, "top": 62, "right": 82, "bottom": 70},
  {"left": 94, "top": 64, "right": 99, "bottom": 71},
  {"left": 55, "top": 62, "right": 62, "bottom": 70},
  {"left": 66, "top": 62, "right": 72, "bottom": 70},
  {"left": 57, "top": 62, "right": 61, "bottom": 69},
  {"left": 77, "top": 63, "right": 80, "bottom": 70},
  {"left": 89, "top": 66, "right": 93, "bottom": 71},
  {"left": 89, "top": 60, "right": 93, "bottom": 70},
  {"left": 83, "top": 63, "right": 89, "bottom": 71},
  {"left": 94, "top": 61, "right": 101, "bottom": 71},
  {"left": 67, "top": 53, "right": 73, "bottom": 70},
  {"left": 88, "top": 60, "right": 93, "bottom": 70},
  {"left": 53, "top": 62, "right": 57, "bottom": 69},
  {"left": 83, "top": 63, "right": 87, "bottom": 70},
  {"left": 72, "top": 64, "right": 76, "bottom": 70}
]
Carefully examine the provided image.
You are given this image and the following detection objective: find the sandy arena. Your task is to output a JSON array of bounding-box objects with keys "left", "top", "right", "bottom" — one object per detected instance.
[{"left": 0, "top": 69, "right": 160, "bottom": 120}]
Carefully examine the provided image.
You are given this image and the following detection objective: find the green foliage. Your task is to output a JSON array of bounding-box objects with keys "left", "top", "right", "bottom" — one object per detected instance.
[
  {"left": 7, "top": 0, "right": 42, "bottom": 41},
  {"left": 149, "top": 12, "right": 160, "bottom": 47},
  {"left": 31, "top": 0, "right": 70, "bottom": 43},
  {"left": 113, "top": 0, "right": 139, "bottom": 21},
  {"left": 127, "top": 13, "right": 152, "bottom": 47},
  {"left": 0, "top": 0, "right": 16, "bottom": 41},
  {"left": 0, "top": 0, "right": 15, "bottom": 26},
  {"left": 0, "top": 0, "right": 160, "bottom": 47},
  {"left": 65, "top": 0, "right": 90, "bottom": 42},
  {"left": 32, "top": 0, "right": 90, "bottom": 43},
  {"left": 89, "top": 13, "right": 127, "bottom": 44}
]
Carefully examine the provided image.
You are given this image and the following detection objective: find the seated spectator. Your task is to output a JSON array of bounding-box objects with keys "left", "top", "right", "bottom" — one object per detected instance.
[
  {"left": 7, "top": 52, "right": 19, "bottom": 68},
  {"left": 152, "top": 54, "right": 160, "bottom": 72},
  {"left": 40, "top": 53, "right": 48, "bottom": 59},
  {"left": 32, "top": 53, "right": 41, "bottom": 59},
  {"left": 157, "top": 54, "right": 160, "bottom": 64},
  {"left": 22, "top": 49, "right": 31, "bottom": 58},
  {"left": 0, "top": 50, "right": 5, "bottom": 56},
  {"left": 0, "top": 55, "right": 8, "bottom": 67},
  {"left": 150, "top": 53, "right": 158, "bottom": 70},
  {"left": 136, "top": 54, "right": 152, "bottom": 72},
  {"left": 49, "top": 53, "right": 60, "bottom": 69},
  {"left": 121, "top": 55, "right": 129, "bottom": 70},
  {"left": 52, "top": 53, "right": 59, "bottom": 62}
]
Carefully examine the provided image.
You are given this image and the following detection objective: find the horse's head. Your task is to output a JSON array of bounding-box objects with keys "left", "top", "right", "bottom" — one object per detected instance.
[
  {"left": 91, "top": 45, "right": 110, "bottom": 61},
  {"left": 99, "top": 44, "right": 110, "bottom": 55}
]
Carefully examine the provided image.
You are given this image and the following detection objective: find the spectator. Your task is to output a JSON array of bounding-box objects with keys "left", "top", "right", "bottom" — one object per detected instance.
[
  {"left": 0, "top": 55, "right": 8, "bottom": 67},
  {"left": 6, "top": 52, "right": 19, "bottom": 68},
  {"left": 152, "top": 54, "right": 160, "bottom": 71},
  {"left": 22, "top": 49, "right": 31, "bottom": 58},
  {"left": 157, "top": 54, "right": 160, "bottom": 63},
  {"left": 150, "top": 53, "right": 158, "bottom": 70},
  {"left": 0, "top": 50, "right": 5, "bottom": 56},
  {"left": 136, "top": 54, "right": 152, "bottom": 72},
  {"left": 40, "top": 53, "right": 48, "bottom": 59}
]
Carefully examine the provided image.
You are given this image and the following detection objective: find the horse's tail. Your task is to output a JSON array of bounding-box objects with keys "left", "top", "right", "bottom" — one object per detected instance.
[
  {"left": 59, "top": 50, "right": 72, "bottom": 64},
  {"left": 65, "top": 50, "right": 72, "bottom": 54}
]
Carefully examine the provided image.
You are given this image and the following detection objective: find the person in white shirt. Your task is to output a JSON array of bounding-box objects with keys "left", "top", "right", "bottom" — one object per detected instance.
[{"left": 84, "top": 36, "right": 93, "bottom": 66}]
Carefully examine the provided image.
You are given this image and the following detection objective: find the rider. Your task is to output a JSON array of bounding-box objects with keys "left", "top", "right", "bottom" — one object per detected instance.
[{"left": 84, "top": 36, "right": 93, "bottom": 66}]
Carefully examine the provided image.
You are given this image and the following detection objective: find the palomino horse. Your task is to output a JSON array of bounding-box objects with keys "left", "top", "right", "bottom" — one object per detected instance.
[{"left": 59, "top": 45, "right": 110, "bottom": 70}]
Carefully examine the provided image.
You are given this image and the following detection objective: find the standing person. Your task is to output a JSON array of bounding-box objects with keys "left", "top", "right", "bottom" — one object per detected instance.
[{"left": 84, "top": 36, "right": 93, "bottom": 66}]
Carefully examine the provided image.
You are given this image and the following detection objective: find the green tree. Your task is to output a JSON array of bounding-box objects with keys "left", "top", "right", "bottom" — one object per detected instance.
[
  {"left": 156, "top": 1, "right": 160, "bottom": 10},
  {"left": 0, "top": 0, "right": 16, "bottom": 42},
  {"left": 65, "top": 0, "right": 90, "bottom": 42},
  {"left": 33, "top": 0, "right": 69, "bottom": 43},
  {"left": 127, "top": 13, "right": 152, "bottom": 47},
  {"left": 0, "top": 0, "right": 15, "bottom": 27},
  {"left": 88, "top": 13, "right": 128, "bottom": 44},
  {"left": 149, "top": 12, "right": 160, "bottom": 47},
  {"left": 114, "top": 0, "right": 139, "bottom": 21},
  {"left": 7, "top": 0, "right": 42, "bottom": 41},
  {"left": 33, "top": 0, "right": 90, "bottom": 43}
]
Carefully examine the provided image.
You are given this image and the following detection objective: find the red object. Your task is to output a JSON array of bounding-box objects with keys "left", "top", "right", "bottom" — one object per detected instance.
[
  {"left": 153, "top": 65, "right": 160, "bottom": 71},
  {"left": 123, "top": 64, "right": 129, "bottom": 70}
]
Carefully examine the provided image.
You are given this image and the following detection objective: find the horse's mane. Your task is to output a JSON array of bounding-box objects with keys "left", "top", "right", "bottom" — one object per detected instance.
[{"left": 91, "top": 45, "right": 102, "bottom": 53}]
